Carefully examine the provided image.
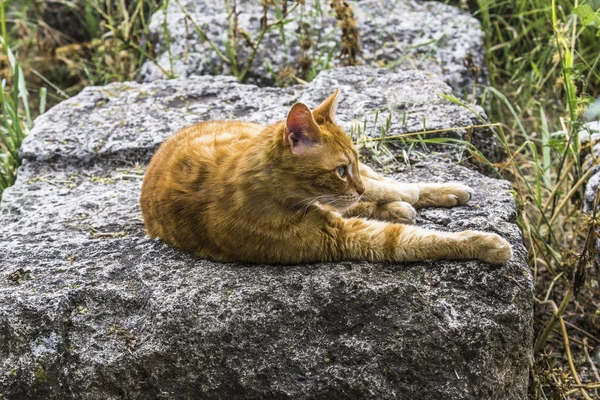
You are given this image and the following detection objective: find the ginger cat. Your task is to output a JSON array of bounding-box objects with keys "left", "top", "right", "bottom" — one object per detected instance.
[{"left": 140, "top": 90, "right": 512, "bottom": 265}]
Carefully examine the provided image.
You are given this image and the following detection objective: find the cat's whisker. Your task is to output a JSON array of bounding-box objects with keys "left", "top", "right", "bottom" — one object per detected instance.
[
  {"left": 289, "top": 193, "right": 345, "bottom": 221},
  {"left": 289, "top": 197, "right": 313, "bottom": 209},
  {"left": 288, "top": 195, "right": 332, "bottom": 221},
  {"left": 289, "top": 194, "right": 329, "bottom": 209},
  {"left": 291, "top": 204, "right": 316, "bottom": 222},
  {"left": 320, "top": 195, "right": 358, "bottom": 212},
  {"left": 321, "top": 196, "right": 343, "bottom": 206}
]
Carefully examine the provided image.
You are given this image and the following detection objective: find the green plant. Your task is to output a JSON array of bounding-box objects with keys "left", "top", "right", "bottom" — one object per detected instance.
[
  {"left": 0, "top": 4, "right": 44, "bottom": 198},
  {"left": 174, "top": 0, "right": 301, "bottom": 82},
  {"left": 440, "top": 1, "right": 600, "bottom": 398}
]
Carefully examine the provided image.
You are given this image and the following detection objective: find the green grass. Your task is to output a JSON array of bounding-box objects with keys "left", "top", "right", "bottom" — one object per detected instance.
[
  {"left": 0, "top": 2, "right": 37, "bottom": 197},
  {"left": 1, "top": 1, "right": 600, "bottom": 398}
]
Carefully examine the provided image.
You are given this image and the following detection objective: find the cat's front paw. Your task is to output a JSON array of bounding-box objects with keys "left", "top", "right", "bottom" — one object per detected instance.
[
  {"left": 450, "top": 183, "right": 474, "bottom": 205},
  {"left": 471, "top": 232, "right": 513, "bottom": 264},
  {"left": 438, "top": 182, "right": 474, "bottom": 206},
  {"left": 377, "top": 201, "right": 416, "bottom": 224},
  {"left": 416, "top": 182, "right": 474, "bottom": 208}
]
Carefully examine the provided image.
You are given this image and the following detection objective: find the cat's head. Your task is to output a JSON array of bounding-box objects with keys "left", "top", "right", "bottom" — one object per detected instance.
[{"left": 282, "top": 90, "right": 365, "bottom": 210}]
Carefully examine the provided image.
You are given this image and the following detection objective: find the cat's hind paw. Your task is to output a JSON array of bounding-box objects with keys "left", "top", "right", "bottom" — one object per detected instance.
[
  {"left": 473, "top": 232, "right": 513, "bottom": 264},
  {"left": 445, "top": 182, "right": 474, "bottom": 206}
]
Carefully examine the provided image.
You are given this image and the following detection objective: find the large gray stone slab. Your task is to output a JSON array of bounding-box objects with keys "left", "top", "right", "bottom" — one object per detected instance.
[
  {"left": 0, "top": 68, "right": 531, "bottom": 399},
  {"left": 20, "top": 67, "right": 501, "bottom": 166},
  {"left": 140, "top": 0, "right": 487, "bottom": 96}
]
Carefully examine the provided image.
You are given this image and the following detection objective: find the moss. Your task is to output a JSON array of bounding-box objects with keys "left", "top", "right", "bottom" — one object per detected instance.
[
  {"left": 27, "top": 176, "right": 50, "bottom": 184},
  {"left": 135, "top": 91, "right": 150, "bottom": 102},
  {"left": 91, "top": 141, "right": 106, "bottom": 153},
  {"left": 99, "top": 89, "right": 121, "bottom": 98},
  {"left": 88, "top": 175, "right": 117, "bottom": 185},
  {"left": 33, "top": 364, "right": 48, "bottom": 383}
]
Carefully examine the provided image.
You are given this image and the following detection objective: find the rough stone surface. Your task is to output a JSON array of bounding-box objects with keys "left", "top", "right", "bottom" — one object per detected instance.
[
  {"left": 19, "top": 67, "right": 501, "bottom": 165},
  {"left": 140, "top": 0, "right": 487, "bottom": 96},
  {"left": 0, "top": 69, "right": 531, "bottom": 399}
]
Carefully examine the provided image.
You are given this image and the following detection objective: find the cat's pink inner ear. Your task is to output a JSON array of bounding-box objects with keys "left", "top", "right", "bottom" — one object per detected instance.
[
  {"left": 312, "top": 89, "right": 340, "bottom": 124},
  {"left": 285, "top": 103, "right": 320, "bottom": 153}
]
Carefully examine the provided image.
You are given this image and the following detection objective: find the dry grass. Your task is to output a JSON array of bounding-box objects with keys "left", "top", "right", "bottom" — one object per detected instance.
[{"left": 451, "top": 1, "right": 600, "bottom": 398}]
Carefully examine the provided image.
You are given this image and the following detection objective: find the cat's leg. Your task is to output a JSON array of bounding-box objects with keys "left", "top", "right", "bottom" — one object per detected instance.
[
  {"left": 228, "top": 208, "right": 511, "bottom": 264},
  {"left": 359, "top": 163, "right": 420, "bottom": 204},
  {"left": 342, "top": 201, "right": 416, "bottom": 224},
  {"left": 359, "top": 162, "right": 474, "bottom": 209},
  {"left": 330, "top": 216, "right": 512, "bottom": 264}
]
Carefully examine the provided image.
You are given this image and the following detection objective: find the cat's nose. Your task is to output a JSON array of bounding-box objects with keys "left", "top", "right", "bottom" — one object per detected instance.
[{"left": 356, "top": 186, "right": 365, "bottom": 196}]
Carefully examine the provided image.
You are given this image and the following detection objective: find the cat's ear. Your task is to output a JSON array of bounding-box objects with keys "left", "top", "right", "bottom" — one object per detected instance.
[
  {"left": 285, "top": 102, "right": 321, "bottom": 154},
  {"left": 312, "top": 89, "right": 340, "bottom": 124}
]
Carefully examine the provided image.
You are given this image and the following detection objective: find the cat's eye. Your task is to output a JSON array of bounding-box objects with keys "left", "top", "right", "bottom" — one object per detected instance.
[{"left": 336, "top": 166, "right": 347, "bottom": 178}]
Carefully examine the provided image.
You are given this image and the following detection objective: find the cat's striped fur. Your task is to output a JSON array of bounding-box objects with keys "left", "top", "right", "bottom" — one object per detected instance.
[{"left": 140, "top": 90, "right": 512, "bottom": 264}]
